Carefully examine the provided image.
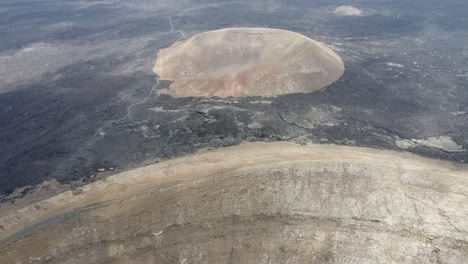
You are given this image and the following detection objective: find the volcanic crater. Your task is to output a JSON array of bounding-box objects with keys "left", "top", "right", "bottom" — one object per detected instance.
[{"left": 154, "top": 28, "right": 344, "bottom": 97}]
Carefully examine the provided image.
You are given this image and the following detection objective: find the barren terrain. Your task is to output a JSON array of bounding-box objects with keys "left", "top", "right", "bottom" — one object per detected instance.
[
  {"left": 1, "top": 142, "right": 467, "bottom": 263},
  {"left": 333, "top": 6, "right": 363, "bottom": 16},
  {"left": 0, "top": 0, "right": 467, "bottom": 197},
  {"left": 154, "top": 28, "right": 344, "bottom": 97},
  {"left": 1, "top": 1, "right": 468, "bottom": 262}
]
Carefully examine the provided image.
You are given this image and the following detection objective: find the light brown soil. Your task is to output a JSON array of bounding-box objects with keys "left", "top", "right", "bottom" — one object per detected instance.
[
  {"left": 1, "top": 142, "right": 467, "bottom": 263},
  {"left": 154, "top": 28, "right": 344, "bottom": 97}
]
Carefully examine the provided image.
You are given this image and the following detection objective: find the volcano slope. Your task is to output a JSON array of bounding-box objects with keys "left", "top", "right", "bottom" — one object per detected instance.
[
  {"left": 333, "top": 6, "right": 363, "bottom": 16},
  {"left": 154, "top": 28, "right": 344, "bottom": 97},
  {"left": 1, "top": 142, "right": 467, "bottom": 263}
]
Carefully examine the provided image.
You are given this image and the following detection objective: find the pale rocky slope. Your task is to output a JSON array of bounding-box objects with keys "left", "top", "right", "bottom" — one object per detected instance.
[{"left": 1, "top": 142, "right": 467, "bottom": 263}]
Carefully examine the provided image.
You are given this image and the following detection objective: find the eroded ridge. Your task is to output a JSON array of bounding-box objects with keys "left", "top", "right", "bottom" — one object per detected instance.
[
  {"left": 1, "top": 142, "right": 467, "bottom": 263},
  {"left": 154, "top": 28, "right": 344, "bottom": 97}
]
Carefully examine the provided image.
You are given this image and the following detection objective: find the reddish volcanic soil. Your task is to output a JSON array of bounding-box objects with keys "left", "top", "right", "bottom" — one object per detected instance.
[{"left": 154, "top": 28, "right": 344, "bottom": 97}]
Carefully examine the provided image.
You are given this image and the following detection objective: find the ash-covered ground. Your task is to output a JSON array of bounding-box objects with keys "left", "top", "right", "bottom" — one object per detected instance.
[{"left": 0, "top": 0, "right": 467, "bottom": 196}]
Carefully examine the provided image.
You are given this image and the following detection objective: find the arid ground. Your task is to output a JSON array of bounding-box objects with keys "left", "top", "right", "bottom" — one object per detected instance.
[
  {"left": 1, "top": 142, "right": 467, "bottom": 263},
  {"left": 1, "top": 0, "right": 468, "bottom": 263},
  {"left": 1, "top": 0, "right": 467, "bottom": 197},
  {"left": 154, "top": 28, "right": 344, "bottom": 97}
]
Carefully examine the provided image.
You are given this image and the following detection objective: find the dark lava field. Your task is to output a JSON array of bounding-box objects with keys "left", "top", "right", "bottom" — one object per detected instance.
[{"left": 0, "top": 0, "right": 467, "bottom": 197}]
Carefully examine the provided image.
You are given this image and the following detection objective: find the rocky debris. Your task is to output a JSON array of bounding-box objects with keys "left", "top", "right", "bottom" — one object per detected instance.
[
  {"left": 396, "top": 136, "right": 465, "bottom": 153},
  {"left": 247, "top": 122, "right": 264, "bottom": 129}
]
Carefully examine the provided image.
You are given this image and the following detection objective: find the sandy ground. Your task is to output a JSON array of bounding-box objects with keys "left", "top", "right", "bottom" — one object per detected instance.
[
  {"left": 154, "top": 28, "right": 344, "bottom": 97},
  {"left": 1, "top": 142, "right": 467, "bottom": 263}
]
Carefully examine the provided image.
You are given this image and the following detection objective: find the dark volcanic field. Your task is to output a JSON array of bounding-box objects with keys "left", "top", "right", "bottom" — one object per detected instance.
[{"left": 0, "top": 0, "right": 467, "bottom": 196}]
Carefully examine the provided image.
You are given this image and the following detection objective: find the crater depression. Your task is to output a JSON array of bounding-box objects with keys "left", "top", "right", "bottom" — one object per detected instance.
[{"left": 154, "top": 28, "right": 344, "bottom": 97}]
